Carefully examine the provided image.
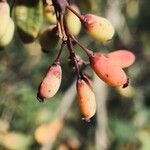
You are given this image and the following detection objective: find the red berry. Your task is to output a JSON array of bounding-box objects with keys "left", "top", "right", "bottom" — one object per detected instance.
[
  {"left": 89, "top": 53, "right": 128, "bottom": 87},
  {"left": 106, "top": 50, "right": 135, "bottom": 68},
  {"left": 37, "top": 63, "right": 62, "bottom": 101},
  {"left": 76, "top": 79, "right": 96, "bottom": 121}
]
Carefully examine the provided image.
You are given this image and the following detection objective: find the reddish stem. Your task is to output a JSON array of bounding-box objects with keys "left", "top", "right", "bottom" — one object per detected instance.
[
  {"left": 54, "top": 41, "right": 65, "bottom": 64},
  {"left": 70, "top": 35, "right": 93, "bottom": 57},
  {"left": 67, "top": 5, "right": 84, "bottom": 22}
]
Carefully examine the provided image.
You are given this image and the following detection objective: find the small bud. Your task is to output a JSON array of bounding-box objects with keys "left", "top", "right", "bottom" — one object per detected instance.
[
  {"left": 89, "top": 53, "right": 128, "bottom": 87},
  {"left": 0, "top": 18, "right": 15, "bottom": 47},
  {"left": 37, "top": 63, "right": 62, "bottom": 101},
  {"left": 82, "top": 14, "right": 115, "bottom": 42},
  {"left": 66, "top": 4, "right": 81, "bottom": 36},
  {"left": 0, "top": 1, "right": 10, "bottom": 39},
  {"left": 76, "top": 79, "right": 96, "bottom": 121},
  {"left": 39, "top": 26, "right": 60, "bottom": 53},
  {"left": 82, "top": 73, "right": 93, "bottom": 89}
]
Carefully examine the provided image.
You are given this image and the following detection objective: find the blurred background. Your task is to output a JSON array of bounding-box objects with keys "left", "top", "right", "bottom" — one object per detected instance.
[{"left": 0, "top": 0, "right": 150, "bottom": 149}]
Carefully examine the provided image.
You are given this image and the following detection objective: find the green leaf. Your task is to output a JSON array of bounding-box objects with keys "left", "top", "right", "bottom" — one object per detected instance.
[{"left": 13, "top": 0, "right": 43, "bottom": 43}]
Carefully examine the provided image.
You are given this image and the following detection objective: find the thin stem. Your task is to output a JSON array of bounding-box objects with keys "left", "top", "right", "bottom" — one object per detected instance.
[
  {"left": 63, "top": 16, "right": 81, "bottom": 78},
  {"left": 67, "top": 36, "right": 81, "bottom": 79},
  {"left": 54, "top": 41, "right": 65, "bottom": 64},
  {"left": 70, "top": 35, "right": 93, "bottom": 56},
  {"left": 67, "top": 5, "right": 84, "bottom": 22},
  {"left": 60, "top": 13, "right": 67, "bottom": 40}
]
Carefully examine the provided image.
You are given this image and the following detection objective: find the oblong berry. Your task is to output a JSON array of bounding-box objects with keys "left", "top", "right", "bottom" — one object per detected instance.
[
  {"left": 0, "top": 18, "right": 15, "bottom": 47},
  {"left": 44, "top": 4, "right": 57, "bottom": 24},
  {"left": 76, "top": 79, "right": 96, "bottom": 121},
  {"left": 106, "top": 50, "right": 135, "bottom": 68},
  {"left": 66, "top": 4, "right": 81, "bottom": 36},
  {"left": 89, "top": 53, "right": 128, "bottom": 87},
  {"left": 37, "top": 64, "right": 62, "bottom": 101},
  {"left": 39, "top": 26, "right": 60, "bottom": 53},
  {"left": 34, "top": 119, "right": 63, "bottom": 144},
  {"left": 82, "top": 14, "right": 115, "bottom": 42},
  {"left": 0, "top": 1, "right": 10, "bottom": 39}
]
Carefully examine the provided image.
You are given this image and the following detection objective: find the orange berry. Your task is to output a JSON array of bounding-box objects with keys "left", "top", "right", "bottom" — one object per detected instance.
[
  {"left": 89, "top": 53, "right": 128, "bottom": 87},
  {"left": 34, "top": 119, "right": 63, "bottom": 145},
  {"left": 82, "top": 14, "right": 115, "bottom": 42},
  {"left": 76, "top": 79, "right": 96, "bottom": 121},
  {"left": 37, "top": 63, "right": 62, "bottom": 101},
  {"left": 106, "top": 50, "right": 135, "bottom": 68}
]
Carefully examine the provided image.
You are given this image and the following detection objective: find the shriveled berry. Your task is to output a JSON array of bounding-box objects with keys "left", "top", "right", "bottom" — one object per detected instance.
[
  {"left": 37, "top": 63, "right": 62, "bottom": 101},
  {"left": 106, "top": 50, "right": 135, "bottom": 68},
  {"left": 39, "top": 26, "right": 60, "bottom": 53},
  {"left": 76, "top": 79, "right": 96, "bottom": 121},
  {"left": 82, "top": 14, "right": 115, "bottom": 42},
  {"left": 89, "top": 53, "right": 128, "bottom": 87}
]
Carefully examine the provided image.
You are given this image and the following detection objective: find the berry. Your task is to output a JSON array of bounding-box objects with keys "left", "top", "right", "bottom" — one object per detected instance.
[
  {"left": 82, "top": 14, "right": 115, "bottom": 42},
  {"left": 66, "top": 4, "right": 81, "bottom": 36},
  {"left": 44, "top": 4, "right": 57, "bottom": 24},
  {"left": 89, "top": 53, "right": 128, "bottom": 87},
  {"left": 39, "top": 26, "right": 60, "bottom": 53},
  {"left": 34, "top": 119, "right": 63, "bottom": 144},
  {"left": 37, "top": 63, "right": 62, "bottom": 101},
  {"left": 106, "top": 50, "right": 135, "bottom": 68},
  {"left": 76, "top": 79, "right": 96, "bottom": 121},
  {"left": 0, "top": 1, "right": 10, "bottom": 39},
  {"left": 0, "top": 18, "right": 15, "bottom": 47}
]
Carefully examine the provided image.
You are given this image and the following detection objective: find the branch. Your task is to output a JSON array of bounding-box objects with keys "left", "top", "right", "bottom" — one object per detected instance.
[{"left": 93, "top": 74, "right": 109, "bottom": 150}]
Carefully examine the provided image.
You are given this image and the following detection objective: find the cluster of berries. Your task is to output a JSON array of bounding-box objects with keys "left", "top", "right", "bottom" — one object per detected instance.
[
  {"left": 37, "top": 0, "right": 135, "bottom": 121},
  {"left": 0, "top": 0, "right": 135, "bottom": 121}
]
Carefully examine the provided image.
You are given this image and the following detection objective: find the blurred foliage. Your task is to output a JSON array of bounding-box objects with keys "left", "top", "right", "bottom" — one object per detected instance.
[{"left": 0, "top": 0, "right": 150, "bottom": 149}]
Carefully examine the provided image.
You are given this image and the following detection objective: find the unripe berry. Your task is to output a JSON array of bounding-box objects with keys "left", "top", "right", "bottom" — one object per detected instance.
[
  {"left": 82, "top": 14, "right": 115, "bottom": 42},
  {"left": 39, "top": 26, "right": 60, "bottom": 53},
  {"left": 66, "top": 4, "right": 81, "bottom": 36},
  {"left": 89, "top": 53, "right": 128, "bottom": 87},
  {"left": 0, "top": 18, "right": 15, "bottom": 47},
  {"left": 0, "top": 1, "right": 10, "bottom": 39},
  {"left": 106, "top": 50, "right": 135, "bottom": 68},
  {"left": 44, "top": 5, "right": 57, "bottom": 24},
  {"left": 76, "top": 79, "right": 96, "bottom": 121},
  {"left": 37, "top": 63, "right": 62, "bottom": 101}
]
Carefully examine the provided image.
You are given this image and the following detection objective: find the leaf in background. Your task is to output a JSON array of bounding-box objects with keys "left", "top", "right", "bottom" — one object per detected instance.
[
  {"left": 110, "top": 118, "right": 135, "bottom": 142},
  {"left": 13, "top": 0, "right": 43, "bottom": 43}
]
